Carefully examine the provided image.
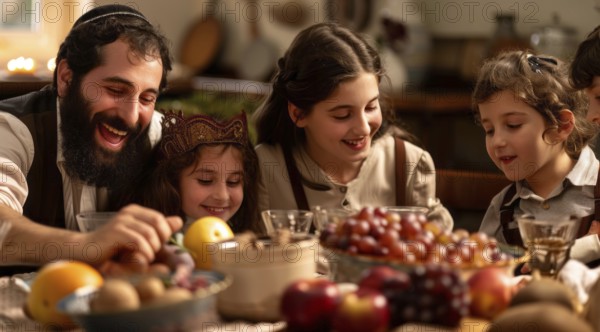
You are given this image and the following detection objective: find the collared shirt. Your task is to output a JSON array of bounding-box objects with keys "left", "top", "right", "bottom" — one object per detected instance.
[
  {"left": 256, "top": 133, "right": 453, "bottom": 229},
  {"left": 0, "top": 97, "right": 163, "bottom": 230},
  {"left": 480, "top": 146, "right": 600, "bottom": 262}
]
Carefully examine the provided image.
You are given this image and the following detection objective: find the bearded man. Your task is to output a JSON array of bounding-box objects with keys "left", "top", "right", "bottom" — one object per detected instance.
[{"left": 0, "top": 5, "right": 183, "bottom": 275}]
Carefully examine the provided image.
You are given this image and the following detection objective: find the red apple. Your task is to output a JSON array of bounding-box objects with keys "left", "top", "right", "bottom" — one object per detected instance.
[
  {"left": 332, "top": 288, "right": 390, "bottom": 332},
  {"left": 280, "top": 278, "right": 341, "bottom": 332},
  {"left": 468, "top": 266, "right": 515, "bottom": 319}
]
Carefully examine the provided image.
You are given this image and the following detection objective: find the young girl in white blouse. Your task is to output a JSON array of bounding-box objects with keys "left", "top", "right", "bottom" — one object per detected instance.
[
  {"left": 475, "top": 51, "right": 600, "bottom": 264},
  {"left": 252, "top": 22, "right": 452, "bottom": 229}
]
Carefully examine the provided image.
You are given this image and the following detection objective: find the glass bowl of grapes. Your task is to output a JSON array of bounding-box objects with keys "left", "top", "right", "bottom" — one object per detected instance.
[{"left": 319, "top": 207, "right": 520, "bottom": 283}]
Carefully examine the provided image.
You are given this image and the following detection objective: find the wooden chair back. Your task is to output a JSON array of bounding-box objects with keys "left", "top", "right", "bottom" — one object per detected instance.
[{"left": 436, "top": 169, "right": 511, "bottom": 212}]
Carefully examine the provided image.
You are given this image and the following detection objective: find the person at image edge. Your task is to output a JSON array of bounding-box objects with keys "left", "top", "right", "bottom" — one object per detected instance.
[{"left": 0, "top": 5, "right": 182, "bottom": 276}]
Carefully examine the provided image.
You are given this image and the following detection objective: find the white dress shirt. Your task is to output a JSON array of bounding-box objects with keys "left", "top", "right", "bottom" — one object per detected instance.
[{"left": 480, "top": 146, "right": 600, "bottom": 263}]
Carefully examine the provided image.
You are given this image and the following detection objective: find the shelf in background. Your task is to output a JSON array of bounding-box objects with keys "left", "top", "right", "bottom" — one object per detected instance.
[
  {"left": 1, "top": 75, "right": 472, "bottom": 115},
  {"left": 0, "top": 79, "right": 51, "bottom": 100},
  {"left": 392, "top": 90, "right": 473, "bottom": 114}
]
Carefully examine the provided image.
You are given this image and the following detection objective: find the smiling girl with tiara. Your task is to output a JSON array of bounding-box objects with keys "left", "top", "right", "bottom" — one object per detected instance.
[{"left": 114, "top": 111, "right": 263, "bottom": 234}]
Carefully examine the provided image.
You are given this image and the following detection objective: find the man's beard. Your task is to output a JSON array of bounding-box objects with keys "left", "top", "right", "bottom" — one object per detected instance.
[{"left": 59, "top": 79, "right": 153, "bottom": 188}]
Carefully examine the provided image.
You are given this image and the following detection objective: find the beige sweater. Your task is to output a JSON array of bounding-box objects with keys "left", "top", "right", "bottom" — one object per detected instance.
[{"left": 256, "top": 134, "right": 453, "bottom": 230}]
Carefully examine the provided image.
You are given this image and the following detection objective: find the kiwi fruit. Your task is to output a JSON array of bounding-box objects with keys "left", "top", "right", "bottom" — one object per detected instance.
[
  {"left": 134, "top": 276, "right": 165, "bottom": 304},
  {"left": 90, "top": 279, "right": 140, "bottom": 313},
  {"left": 489, "top": 303, "right": 593, "bottom": 332},
  {"left": 509, "top": 278, "right": 575, "bottom": 311}
]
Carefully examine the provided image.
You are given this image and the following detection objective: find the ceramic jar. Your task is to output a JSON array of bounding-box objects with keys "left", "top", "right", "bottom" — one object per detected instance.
[
  {"left": 486, "top": 13, "right": 530, "bottom": 59},
  {"left": 211, "top": 235, "right": 318, "bottom": 322},
  {"left": 530, "top": 14, "right": 578, "bottom": 61}
]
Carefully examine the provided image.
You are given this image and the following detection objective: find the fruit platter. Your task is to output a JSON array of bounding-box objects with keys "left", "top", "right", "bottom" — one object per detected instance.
[
  {"left": 56, "top": 269, "right": 230, "bottom": 332},
  {"left": 271, "top": 206, "right": 596, "bottom": 331},
  {"left": 319, "top": 207, "right": 521, "bottom": 284},
  {"left": 10, "top": 213, "right": 598, "bottom": 331}
]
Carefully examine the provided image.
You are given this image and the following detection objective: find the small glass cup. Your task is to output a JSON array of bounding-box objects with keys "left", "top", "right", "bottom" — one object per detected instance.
[
  {"left": 311, "top": 207, "right": 356, "bottom": 279},
  {"left": 76, "top": 211, "right": 116, "bottom": 232},
  {"left": 517, "top": 215, "right": 581, "bottom": 277},
  {"left": 312, "top": 207, "right": 355, "bottom": 236},
  {"left": 261, "top": 210, "right": 314, "bottom": 236}
]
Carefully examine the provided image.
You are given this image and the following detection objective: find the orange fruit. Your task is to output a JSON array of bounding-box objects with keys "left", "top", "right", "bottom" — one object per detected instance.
[
  {"left": 27, "top": 260, "right": 103, "bottom": 328},
  {"left": 183, "top": 216, "right": 234, "bottom": 270}
]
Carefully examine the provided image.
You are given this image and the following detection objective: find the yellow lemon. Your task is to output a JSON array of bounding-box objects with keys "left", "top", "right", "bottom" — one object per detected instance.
[
  {"left": 27, "top": 261, "right": 103, "bottom": 328},
  {"left": 183, "top": 216, "right": 234, "bottom": 270}
]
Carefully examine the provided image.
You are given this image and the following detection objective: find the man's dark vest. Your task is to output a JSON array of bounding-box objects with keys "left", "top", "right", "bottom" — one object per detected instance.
[{"left": 0, "top": 86, "right": 65, "bottom": 275}]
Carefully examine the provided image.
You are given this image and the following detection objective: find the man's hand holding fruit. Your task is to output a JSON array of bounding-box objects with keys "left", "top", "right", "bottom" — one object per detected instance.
[
  {"left": 25, "top": 214, "right": 233, "bottom": 329},
  {"left": 76, "top": 204, "right": 183, "bottom": 273}
]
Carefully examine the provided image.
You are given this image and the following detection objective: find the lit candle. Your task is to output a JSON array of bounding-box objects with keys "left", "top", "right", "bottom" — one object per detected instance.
[
  {"left": 47, "top": 58, "right": 56, "bottom": 72},
  {"left": 7, "top": 57, "right": 36, "bottom": 75}
]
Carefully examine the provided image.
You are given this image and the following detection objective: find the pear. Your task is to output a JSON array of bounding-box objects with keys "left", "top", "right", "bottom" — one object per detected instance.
[
  {"left": 510, "top": 277, "right": 575, "bottom": 311},
  {"left": 490, "top": 303, "right": 593, "bottom": 332}
]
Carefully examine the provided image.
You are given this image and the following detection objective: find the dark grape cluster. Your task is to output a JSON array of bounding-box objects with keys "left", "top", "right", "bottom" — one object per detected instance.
[{"left": 385, "top": 264, "right": 470, "bottom": 327}]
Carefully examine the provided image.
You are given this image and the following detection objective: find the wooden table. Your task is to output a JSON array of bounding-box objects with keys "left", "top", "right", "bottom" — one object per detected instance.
[
  {"left": 0, "top": 275, "right": 285, "bottom": 331},
  {"left": 0, "top": 274, "right": 491, "bottom": 332}
]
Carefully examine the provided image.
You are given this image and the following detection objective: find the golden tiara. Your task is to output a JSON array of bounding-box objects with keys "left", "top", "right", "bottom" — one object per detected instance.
[{"left": 159, "top": 110, "right": 249, "bottom": 160}]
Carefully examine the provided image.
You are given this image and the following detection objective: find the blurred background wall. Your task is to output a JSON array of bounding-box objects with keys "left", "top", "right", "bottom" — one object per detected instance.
[
  {"left": 2, "top": 0, "right": 599, "bottom": 85},
  {"left": 91, "top": 0, "right": 599, "bottom": 83}
]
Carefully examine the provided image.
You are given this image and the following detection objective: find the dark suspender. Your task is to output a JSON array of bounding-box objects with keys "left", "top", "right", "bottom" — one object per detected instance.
[
  {"left": 395, "top": 138, "right": 406, "bottom": 206},
  {"left": 499, "top": 184, "right": 522, "bottom": 246},
  {"left": 282, "top": 137, "right": 408, "bottom": 211},
  {"left": 283, "top": 146, "right": 310, "bottom": 211},
  {"left": 591, "top": 175, "right": 600, "bottom": 228},
  {"left": 500, "top": 167, "right": 600, "bottom": 247}
]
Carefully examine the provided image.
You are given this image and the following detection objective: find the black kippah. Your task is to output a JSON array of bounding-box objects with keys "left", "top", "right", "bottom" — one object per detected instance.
[{"left": 73, "top": 4, "right": 149, "bottom": 27}]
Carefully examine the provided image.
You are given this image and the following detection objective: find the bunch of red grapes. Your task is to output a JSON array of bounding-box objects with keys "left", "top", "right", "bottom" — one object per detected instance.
[
  {"left": 359, "top": 264, "right": 470, "bottom": 328},
  {"left": 402, "top": 264, "right": 470, "bottom": 326},
  {"left": 320, "top": 207, "right": 511, "bottom": 267}
]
